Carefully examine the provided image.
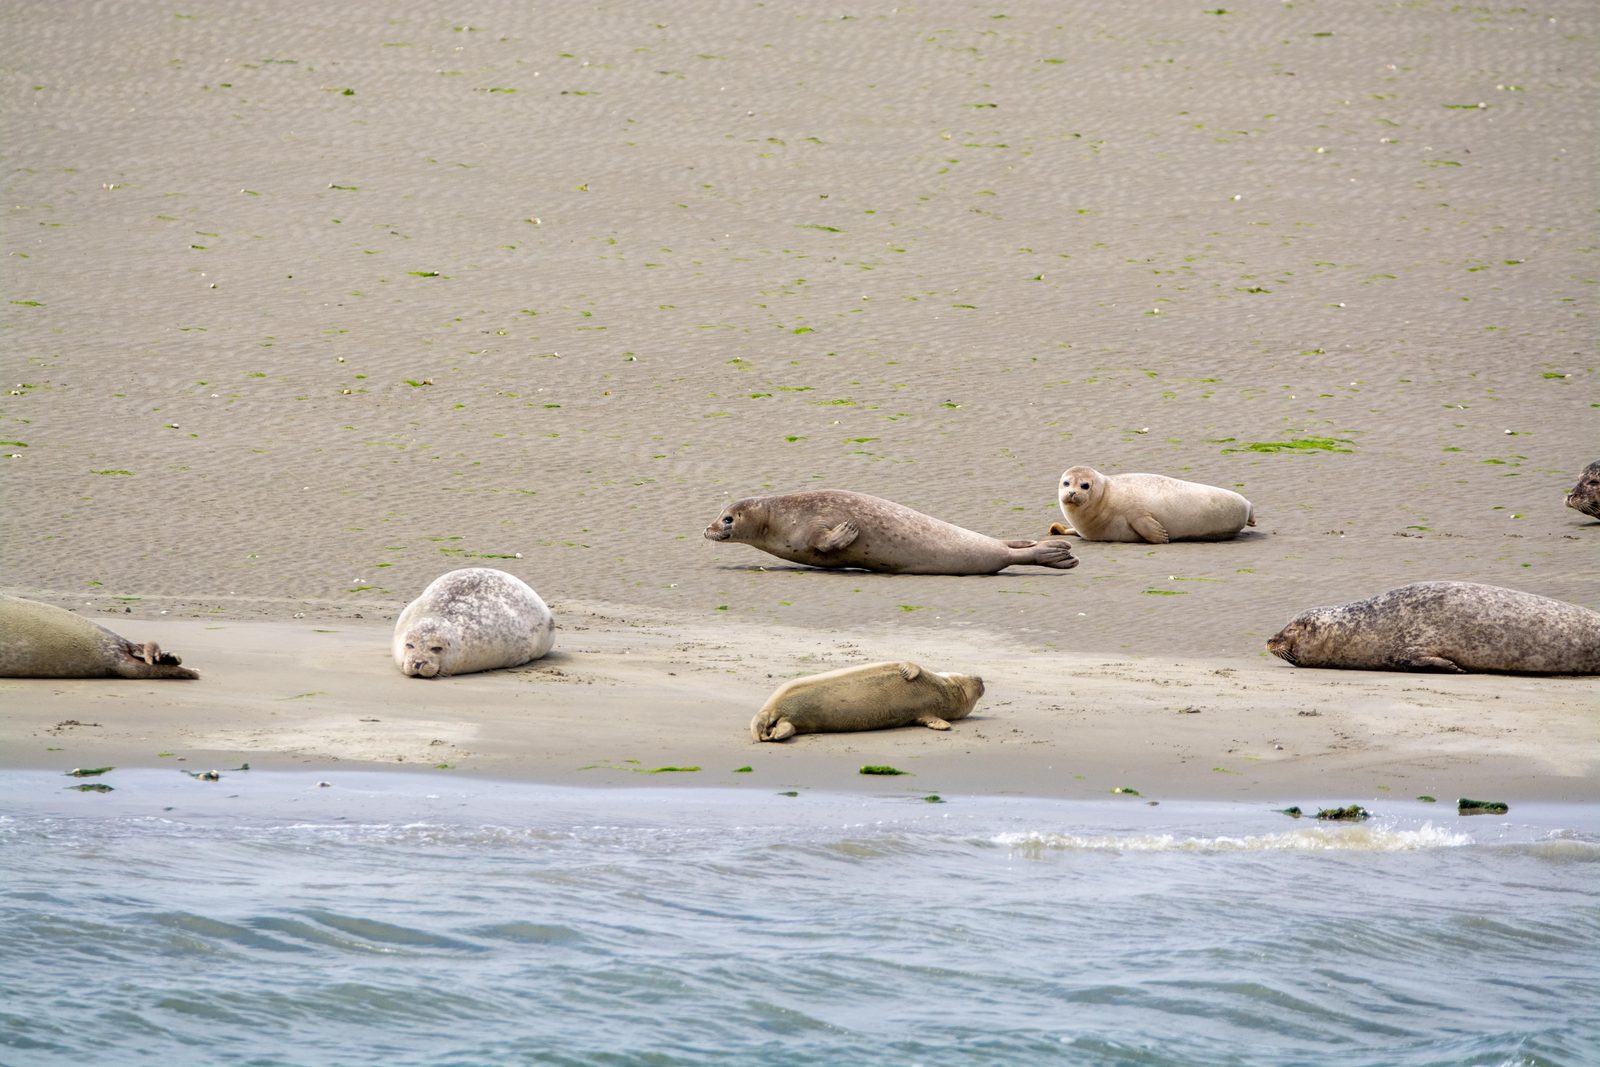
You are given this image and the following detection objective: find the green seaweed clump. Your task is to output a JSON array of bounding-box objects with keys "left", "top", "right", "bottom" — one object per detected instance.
[
  {"left": 66, "top": 767, "right": 114, "bottom": 777},
  {"left": 1315, "top": 804, "right": 1370, "bottom": 822},
  {"left": 733, "top": 766, "right": 753, "bottom": 773},
  {"left": 1223, "top": 437, "right": 1353, "bottom": 454},
  {"left": 1112, "top": 786, "right": 1142, "bottom": 796},
  {"left": 1416, "top": 795, "right": 1437, "bottom": 803},
  {"left": 641, "top": 765, "right": 700, "bottom": 774},
  {"left": 1276, "top": 806, "right": 1303, "bottom": 818},
  {"left": 1457, "top": 798, "right": 1509, "bottom": 816},
  {"left": 859, "top": 765, "right": 907, "bottom": 776},
  {"left": 922, "top": 794, "right": 944, "bottom": 804},
  {"left": 69, "top": 783, "right": 113, "bottom": 793}
]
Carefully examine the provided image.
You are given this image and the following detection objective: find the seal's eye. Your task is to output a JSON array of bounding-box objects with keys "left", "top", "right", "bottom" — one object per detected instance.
[
  {"left": 430, "top": 646, "right": 444, "bottom": 654},
  {"left": 723, "top": 515, "right": 733, "bottom": 525},
  {"left": 1079, "top": 482, "right": 1090, "bottom": 490}
]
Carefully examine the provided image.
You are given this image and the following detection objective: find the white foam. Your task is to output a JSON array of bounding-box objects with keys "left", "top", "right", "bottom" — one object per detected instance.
[{"left": 994, "top": 822, "right": 1474, "bottom": 853}]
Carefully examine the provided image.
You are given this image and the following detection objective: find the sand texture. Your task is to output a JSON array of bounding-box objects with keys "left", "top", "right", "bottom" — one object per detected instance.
[{"left": 2, "top": 1, "right": 1596, "bottom": 799}]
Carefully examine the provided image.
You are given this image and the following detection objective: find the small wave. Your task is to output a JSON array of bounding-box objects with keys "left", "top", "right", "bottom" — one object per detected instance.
[{"left": 994, "top": 823, "right": 1473, "bottom": 854}]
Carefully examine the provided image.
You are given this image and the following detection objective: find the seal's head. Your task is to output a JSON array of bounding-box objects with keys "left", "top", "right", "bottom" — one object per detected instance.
[
  {"left": 399, "top": 629, "right": 450, "bottom": 678},
  {"left": 1567, "top": 461, "right": 1600, "bottom": 519},
  {"left": 1266, "top": 611, "right": 1333, "bottom": 667},
  {"left": 1058, "top": 466, "right": 1105, "bottom": 510},
  {"left": 704, "top": 497, "right": 763, "bottom": 543},
  {"left": 943, "top": 672, "right": 987, "bottom": 716}
]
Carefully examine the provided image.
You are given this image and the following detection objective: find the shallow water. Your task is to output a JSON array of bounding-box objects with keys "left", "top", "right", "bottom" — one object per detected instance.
[{"left": 2, "top": 770, "right": 1597, "bottom": 1066}]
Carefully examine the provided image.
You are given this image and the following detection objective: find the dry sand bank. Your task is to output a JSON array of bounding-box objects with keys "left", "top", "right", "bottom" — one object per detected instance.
[{"left": 3, "top": 599, "right": 1596, "bottom": 802}]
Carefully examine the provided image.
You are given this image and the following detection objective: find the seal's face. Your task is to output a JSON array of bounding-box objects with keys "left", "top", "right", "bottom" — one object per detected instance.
[
  {"left": 1567, "top": 465, "right": 1600, "bottom": 518},
  {"left": 1266, "top": 618, "right": 1317, "bottom": 666},
  {"left": 704, "top": 499, "right": 759, "bottom": 543},
  {"left": 1058, "top": 467, "right": 1101, "bottom": 509},
  {"left": 401, "top": 631, "right": 449, "bottom": 678}
]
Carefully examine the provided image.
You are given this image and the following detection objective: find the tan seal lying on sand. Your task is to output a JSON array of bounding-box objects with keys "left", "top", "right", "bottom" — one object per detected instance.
[
  {"left": 705, "top": 489, "right": 1077, "bottom": 574},
  {"left": 751, "top": 661, "right": 985, "bottom": 742},
  {"left": 1048, "top": 466, "right": 1255, "bottom": 543},
  {"left": 393, "top": 567, "right": 555, "bottom": 678},
  {"left": 0, "top": 595, "right": 199, "bottom": 679},
  {"left": 1567, "top": 459, "right": 1600, "bottom": 520},
  {"left": 1267, "top": 581, "right": 1600, "bottom": 675}
]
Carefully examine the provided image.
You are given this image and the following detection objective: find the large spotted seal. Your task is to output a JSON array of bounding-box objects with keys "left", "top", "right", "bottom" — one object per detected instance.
[
  {"left": 393, "top": 568, "right": 554, "bottom": 678},
  {"left": 1567, "top": 459, "right": 1600, "bottom": 520},
  {"left": 751, "top": 661, "right": 985, "bottom": 742},
  {"left": 1267, "top": 581, "right": 1600, "bottom": 675},
  {"left": 1048, "top": 466, "right": 1256, "bottom": 543},
  {"left": 0, "top": 595, "right": 199, "bottom": 679},
  {"left": 705, "top": 490, "right": 1077, "bottom": 574}
]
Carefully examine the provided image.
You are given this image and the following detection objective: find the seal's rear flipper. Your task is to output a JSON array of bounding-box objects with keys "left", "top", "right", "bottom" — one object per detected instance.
[
  {"left": 1048, "top": 522, "right": 1076, "bottom": 536},
  {"left": 119, "top": 642, "right": 199, "bottom": 680},
  {"left": 916, "top": 715, "right": 952, "bottom": 730},
  {"left": 1026, "top": 540, "right": 1079, "bottom": 569}
]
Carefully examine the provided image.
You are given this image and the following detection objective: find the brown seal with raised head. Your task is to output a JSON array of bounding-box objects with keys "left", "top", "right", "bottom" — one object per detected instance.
[
  {"left": 704, "top": 490, "right": 1077, "bottom": 574},
  {"left": 1267, "top": 581, "right": 1600, "bottom": 675},
  {"left": 393, "top": 568, "right": 555, "bottom": 678},
  {"left": 1048, "top": 466, "right": 1255, "bottom": 543},
  {"left": 0, "top": 595, "right": 199, "bottom": 679},
  {"left": 751, "top": 661, "right": 985, "bottom": 742},
  {"left": 1567, "top": 459, "right": 1600, "bottom": 520}
]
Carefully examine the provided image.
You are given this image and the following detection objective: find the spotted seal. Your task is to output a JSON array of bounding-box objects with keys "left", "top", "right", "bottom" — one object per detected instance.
[
  {"left": 1566, "top": 459, "right": 1600, "bottom": 520},
  {"left": 705, "top": 489, "right": 1077, "bottom": 574},
  {"left": 751, "top": 661, "right": 985, "bottom": 742},
  {"left": 1048, "top": 466, "right": 1255, "bottom": 543},
  {"left": 0, "top": 595, "right": 199, "bottom": 679},
  {"left": 393, "top": 568, "right": 554, "bottom": 678},
  {"left": 1266, "top": 581, "right": 1600, "bottom": 675}
]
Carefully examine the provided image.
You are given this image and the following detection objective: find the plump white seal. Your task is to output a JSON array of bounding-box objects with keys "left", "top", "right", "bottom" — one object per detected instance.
[
  {"left": 1052, "top": 466, "right": 1255, "bottom": 543},
  {"left": 392, "top": 568, "right": 554, "bottom": 678},
  {"left": 751, "top": 661, "right": 985, "bottom": 742}
]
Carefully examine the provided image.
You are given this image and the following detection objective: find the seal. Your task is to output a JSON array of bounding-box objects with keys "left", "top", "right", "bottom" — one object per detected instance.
[
  {"left": 1048, "top": 466, "right": 1255, "bottom": 543},
  {"left": 1566, "top": 459, "right": 1600, "bottom": 520},
  {"left": 704, "top": 490, "right": 1077, "bottom": 574},
  {"left": 1266, "top": 581, "right": 1600, "bottom": 675},
  {"left": 0, "top": 595, "right": 199, "bottom": 679},
  {"left": 751, "top": 661, "right": 985, "bottom": 742},
  {"left": 392, "top": 567, "right": 554, "bottom": 678}
]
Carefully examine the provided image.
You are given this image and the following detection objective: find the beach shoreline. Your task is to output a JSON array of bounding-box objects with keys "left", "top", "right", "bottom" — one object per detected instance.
[{"left": 6, "top": 595, "right": 1596, "bottom": 805}]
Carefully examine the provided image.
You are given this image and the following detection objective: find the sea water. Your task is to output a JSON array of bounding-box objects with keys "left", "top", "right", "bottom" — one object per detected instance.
[{"left": 1, "top": 770, "right": 1596, "bottom": 1067}]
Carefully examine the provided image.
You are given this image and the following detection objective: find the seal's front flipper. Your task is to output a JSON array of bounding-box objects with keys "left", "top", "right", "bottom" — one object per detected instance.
[
  {"left": 1131, "top": 515, "right": 1170, "bottom": 544},
  {"left": 1048, "top": 522, "right": 1077, "bottom": 536},
  {"left": 896, "top": 662, "right": 922, "bottom": 681},
  {"left": 916, "top": 715, "right": 953, "bottom": 730},
  {"left": 1405, "top": 654, "right": 1466, "bottom": 673},
  {"left": 810, "top": 519, "right": 859, "bottom": 552}
]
